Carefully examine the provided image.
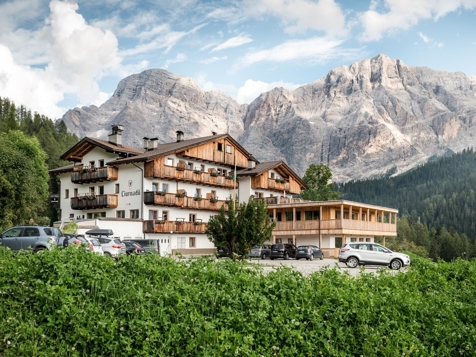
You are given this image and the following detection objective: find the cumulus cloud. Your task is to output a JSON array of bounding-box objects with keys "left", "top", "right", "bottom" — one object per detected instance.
[
  {"left": 257, "top": 0, "right": 347, "bottom": 35},
  {"left": 210, "top": 34, "right": 253, "bottom": 52},
  {"left": 358, "top": 0, "right": 476, "bottom": 42},
  {"left": 199, "top": 56, "right": 227, "bottom": 64},
  {"left": 0, "top": 0, "right": 121, "bottom": 118},
  {"left": 235, "top": 36, "right": 358, "bottom": 68},
  {"left": 237, "top": 79, "right": 302, "bottom": 104}
]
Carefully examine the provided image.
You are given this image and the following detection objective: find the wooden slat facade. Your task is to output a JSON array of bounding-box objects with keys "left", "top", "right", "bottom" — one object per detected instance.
[
  {"left": 251, "top": 174, "right": 302, "bottom": 195},
  {"left": 143, "top": 191, "right": 229, "bottom": 212},
  {"left": 71, "top": 194, "right": 119, "bottom": 210},
  {"left": 143, "top": 220, "right": 207, "bottom": 234},
  {"left": 71, "top": 167, "right": 119, "bottom": 184}
]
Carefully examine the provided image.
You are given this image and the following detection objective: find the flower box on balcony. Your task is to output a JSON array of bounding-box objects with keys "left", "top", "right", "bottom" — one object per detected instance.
[
  {"left": 194, "top": 196, "right": 202, "bottom": 201},
  {"left": 175, "top": 193, "right": 185, "bottom": 198},
  {"left": 225, "top": 175, "right": 233, "bottom": 180},
  {"left": 175, "top": 221, "right": 184, "bottom": 226},
  {"left": 156, "top": 191, "right": 166, "bottom": 196},
  {"left": 210, "top": 171, "right": 218, "bottom": 177},
  {"left": 176, "top": 167, "right": 185, "bottom": 171},
  {"left": 157, "top": 220, "right": 166, "bottom": 225},
  {"left": 209, "top": 197, "right": 218, "bottom": 203},
  {"left": 193, "top": 169, "right": 202, "bottom": 175}
]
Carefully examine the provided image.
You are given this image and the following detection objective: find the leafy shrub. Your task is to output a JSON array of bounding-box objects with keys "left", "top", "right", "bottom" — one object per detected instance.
[{"left": 0, "top": 248, "right": 475, "bottom": 356}]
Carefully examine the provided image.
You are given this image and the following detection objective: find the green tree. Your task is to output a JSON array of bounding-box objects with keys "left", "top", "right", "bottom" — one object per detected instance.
[
  {"left": 0, "top": 131, "right": 49, "bottom": 230},
  {"left": 206, "top": 197, "right": 276, "bottom": 260},
  {"left": 299, "top": 164, "right": 340, "bottom": 201}
]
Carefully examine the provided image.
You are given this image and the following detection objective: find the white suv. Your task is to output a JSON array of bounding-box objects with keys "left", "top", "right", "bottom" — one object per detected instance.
[
  {"left": 338, "top": 243, "right": 410, "bottom": 270},
  {"left": 85, "top": 229, "right": 126, "bottom": 258}
]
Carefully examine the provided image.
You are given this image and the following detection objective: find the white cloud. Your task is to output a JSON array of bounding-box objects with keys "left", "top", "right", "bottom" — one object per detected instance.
[
  {"left": 163, "top": 53, "right": 187, "bottom": 69},
  {"left": 418, "top": 32, "right": 444, "bottom": 48},
  {"left": 418, "top": 32, "right": 430, "bottom": 43},
  {"left": 235, "top": 36, "right": 355, "bottom": 68},
  {"left": 210, "top": 34, "right": 253, "bottom": 52},
  {"left": 199, "top": 56, "right": 227, "bottom": 64},
  {"left": 359, "top": 0, "right": 476, "bottom": 42},
  {"left": 257, "top": 0, "right": 347, "bottom": 35},
  {"left": 237, "top": 79, "right": 302, "bottom": 104},
  {"left": 0, "top": 0, "right": 122, "bottom": 118}
]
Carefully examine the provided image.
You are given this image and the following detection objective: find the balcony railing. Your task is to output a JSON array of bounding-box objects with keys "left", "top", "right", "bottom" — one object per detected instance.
[
  {"left": 71, "top": 166, "right": 119, "bottom": 184},
  {"left": 273, "top": 219, "right": 396, "bottom": 234},
  {"left": 71, "top": 194, "right": 119, "bottom": 210},
  {"left": 153, "top": 166, "right": 237, "bottom": 189},
  {"left": 266, "top": 178, "right": 291, "bottom": 192},
  {"left": 144, "top": 191, "right": 229, "bottom": 211},
  {"left": 143, "top": 220, "right": 207, "bottom": 234},
  {"left": 254, "top": 197, "right": 308, "bottom": 205}
]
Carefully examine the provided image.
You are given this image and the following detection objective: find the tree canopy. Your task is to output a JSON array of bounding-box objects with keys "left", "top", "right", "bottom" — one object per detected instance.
[
  {"left": 0, "top": 130, "right": 49, "bottom": 230},
  {"left": 206, "top": 197, "right": 276, "bottom": 260},
  {"left": 299, "top": 164, "right": 340, "bottom": 201}
]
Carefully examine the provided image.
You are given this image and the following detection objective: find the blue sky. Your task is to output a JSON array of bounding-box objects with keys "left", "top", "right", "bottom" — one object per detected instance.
[{"left": 1, "top": 0, "right": 475, "bottom": 119}]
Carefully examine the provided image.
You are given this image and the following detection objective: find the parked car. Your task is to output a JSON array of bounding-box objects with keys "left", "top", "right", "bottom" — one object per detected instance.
[
  {"left": 295, "top": 245, "right": 324, "bottom": 261},
  {"left": 122, "top": 240, "right": 146, "bottom": 255},
  {"left": 270, "top": 243, "right": 297, "bottom": 260},
  {"left": 123, "top": 239, "right": 159, "bottom": 254},
  {"left": 247, "top": 244, "right": 272, "bottom": 259},
  {"left": 84, "top": 237, "right": 104, "bottom": 255},
  {"left": 0, "top": 226, "right": 62, "bottom": 253},
  {"left": 85, "top": 229, "right": 126, "bottom": 258},
  {"left": 216, "top": 247, "right": 228, "bottom": 258},
  {"left": 338, "top": 243, "right": 411, "bottom": 270}
]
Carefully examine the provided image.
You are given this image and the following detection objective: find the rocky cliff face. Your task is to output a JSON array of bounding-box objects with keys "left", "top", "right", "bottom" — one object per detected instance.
[
  {"left": 62, "top": 55, "right": 476, "bottom": 182},
  {"left": 62, "top": 69, "right": 246, "bottom": 147}
]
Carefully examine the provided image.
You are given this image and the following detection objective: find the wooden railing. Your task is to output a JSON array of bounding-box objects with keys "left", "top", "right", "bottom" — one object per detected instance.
[
  {"left": 71, "top": 167, "right": 119, "bottom": 183},
  {"left": 144, "top": 192, "right": 229, "bottom": 211},
  {"left": 254, "top": 197, "right": 308, "bottom": 205},
  {"left": 155, "top": 166, "right": 237, "bottom": 189},
  {"left": 143, "top": 220, "right": 207, "bottom": 234},
  {"left": 71, "top": 194, "right": 119, "bottom": 210},
  {"left": 266, "top": 178, "right": 291, "bottom": 192},
  {"left": 274, "top": 219, "right": 396, "bottom": 233}
]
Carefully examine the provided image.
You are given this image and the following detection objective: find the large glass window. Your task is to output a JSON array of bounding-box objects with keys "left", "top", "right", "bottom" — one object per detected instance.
[
  {"left": 130, "top": 209, "right": 139, "bottom": 219},
  {"left": 305, "top": 211, "right": 319, "bottom": 220},
  {"left": 286, "top": 212, "right": 293, "bottom": 221},
  {"left": 335, "top": 237, "right": 343, "bottom": 248},
  {"left": 177, "top": 237, "right": 186, "bottom": 248}
]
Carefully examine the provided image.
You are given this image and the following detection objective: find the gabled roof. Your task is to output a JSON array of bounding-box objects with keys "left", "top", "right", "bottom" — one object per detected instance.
[
  {"left": 106, "top": 133, "right": 257, "bottom": 167},
  {"left": 237, "top": 160, "right": 307, "bottom": 189},
  {"left": 60, "top": 137, "right": 145, "bottom": 162},
  {"left": 48, "top": 164, "right": 77, "bottom": 174}
]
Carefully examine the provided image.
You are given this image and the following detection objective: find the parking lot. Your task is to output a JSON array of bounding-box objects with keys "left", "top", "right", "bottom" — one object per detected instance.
[{"left": 247, "top": 258, "right": 406, "bottom": 277}]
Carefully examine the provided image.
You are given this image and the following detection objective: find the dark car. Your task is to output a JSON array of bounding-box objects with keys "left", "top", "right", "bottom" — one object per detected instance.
[
  {"left": 216, "top": 247, "right": 228, "bottom": 258},
  {"left": 247, "top": 244, "right": 272, "bottom": 259},
  {"left": 123, "top": 239, "right": 159, "bottom": 254},
  {"left": 270, "top": 243, "right": 297, "bottom": 260},
  {"left": 295, "top": 245, "right": 324, "bottom": 261},
  {"left": 0, "top": 226, "right": 62, "bottom": 253},
  {"left": 122, "top": 240, "right": 146, "bottom": 255}
]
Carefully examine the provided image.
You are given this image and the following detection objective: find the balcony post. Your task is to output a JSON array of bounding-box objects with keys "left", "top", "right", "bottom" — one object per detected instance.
[
  {"left": 319, "top": 206, "right": 322, "bottom": 249},
  {"left": 340, "top": 204, "right": 344, "bottom": 226},
  {"left": 292, "top": 207, "right": 295, "bottom": 230}
]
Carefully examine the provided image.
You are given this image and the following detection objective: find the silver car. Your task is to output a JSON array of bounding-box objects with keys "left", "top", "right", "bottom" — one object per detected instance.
[
  {"left": 338, "top": 243, "right": 410, "bottom": 270},
  {"left": 85, "top": 229, "right": 126, "bottom": 258}
]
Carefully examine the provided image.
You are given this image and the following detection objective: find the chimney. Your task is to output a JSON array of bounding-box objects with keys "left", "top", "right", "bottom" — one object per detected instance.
[
  {"left": 212, "top": 131, "right": 217, "bottom": 136},
  {"left": 248, "top": 160, "right": 256, "bottom": 169},
  {"left": 148, "top": 138, "right": 158, "bottom": 150},
  {"left": 176, "top": 130, "right": 184, "bottom": 142},
  {"left": 109, "top": 125, "right": 124, "bottom": 146},
  {"left": 143, "top": 137, "right": 149, "bottom": 150}
]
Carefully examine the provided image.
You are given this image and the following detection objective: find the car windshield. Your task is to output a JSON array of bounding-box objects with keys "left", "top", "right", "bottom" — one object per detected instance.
[
  {"left": 113, "top": 239, "right": 122, "bottom": 244},
  {"left": 88, "top": 239, "right": 101, "bottom": 246}
]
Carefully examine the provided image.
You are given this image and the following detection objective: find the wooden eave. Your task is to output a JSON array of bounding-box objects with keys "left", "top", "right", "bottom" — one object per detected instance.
[{"left": 267, "top": 200, "right": 399, "bottom": 213}]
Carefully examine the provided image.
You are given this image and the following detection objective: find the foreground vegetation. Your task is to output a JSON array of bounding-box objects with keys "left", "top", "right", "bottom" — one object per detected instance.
[{"left": 1, "top": 249, "right": 475, "bottom": 356}]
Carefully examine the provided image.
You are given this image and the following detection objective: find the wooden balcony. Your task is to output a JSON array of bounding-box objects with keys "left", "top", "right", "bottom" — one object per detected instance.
[
  {"left": 266, "top": 178, "right": 291, "bottom": 192},
  {"left": 143, "top": 220, "right": 207, "bottom": 234},
  {"left": 254, "top": 197, "right": 308, "bottom": 205},
  {"left": 71, "top": 167, "right": 119, "bottom": 184},
  {"left": 274, "top": 219, "right": 397, "bottom": 235},
  {"left": 71, "top": 194, "right": 119, "bottom": 210},
  {"left": 144, "top": 192, "right": 229, "bottom": 212},
  {"left": 155, "top": 166, "right": 237, "bottom": 189}
]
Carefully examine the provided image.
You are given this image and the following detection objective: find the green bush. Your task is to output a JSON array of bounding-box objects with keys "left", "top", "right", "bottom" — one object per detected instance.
[{"left": 0, "top": 248, "right": 475, "bottom": 356}]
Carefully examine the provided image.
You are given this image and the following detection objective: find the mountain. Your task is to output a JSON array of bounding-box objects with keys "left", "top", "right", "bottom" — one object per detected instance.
[{"left": 61, "top": 54, "right": 476, "bottom": 182}]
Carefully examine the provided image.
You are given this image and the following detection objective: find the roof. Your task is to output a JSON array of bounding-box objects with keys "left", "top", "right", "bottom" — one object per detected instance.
[
  {"left": 48, "top": 164, "right": 77, "bottom": 174},
  {"left": 60, "top": 137, "right": 145, "bottom": 162},
  {"left": 237, "top": 160, "right": 307, "bottom": 189},
  {"left": 107, "top": 133, "right": 256, "bottom": 166}
]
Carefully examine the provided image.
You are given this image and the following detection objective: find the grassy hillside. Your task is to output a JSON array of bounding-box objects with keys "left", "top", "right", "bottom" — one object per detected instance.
[{"left": 337, "top": 148, "right": 476, "bottom": 240}]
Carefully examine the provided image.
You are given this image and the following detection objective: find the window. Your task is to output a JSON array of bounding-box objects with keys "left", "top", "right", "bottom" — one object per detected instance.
[
  {"left": 162, "top": 183, "right": 168, "bottom": 193},
  {"left": 270, "top": 172, "right": 275, "bottom": 179},
  {"left": 335, "top": 211, "right": 341, "bottom": 219},
  {"left": 98, "top": 159, "right": 104, "bottom": 167},
  {"left": 189, "top": 214, "right": 196, "bottom": 222},
  {"left": 276, "top": 212, "right": 282, "bottom": 221},
  {"left": 177, "top": 237, "right": 186, "bottom": 248},
  {"left": 226, "top": 145, "right": 232, "bottom": 154},
  {"left": 69, "top": 213, "right": 74, "bottom": 220},
  {"left": 296, "top": 211, "right": 301, "bottom": 221},
  {"left": 276, "top": 238, "right": 282, "bottom": 243},
  {"left": 130, "top": 209, "right": 140, "bottom": 219},
  {"left": 162, "top": 211, "right": 168, "bottom": 221},
  {"left": 255, "top": 192, "right": 263, "bottom": 198},
  {"left": 359, "top": 238, "right": 364, "bottom": 242},
  {"left": 344, "top": 212, "right": 349, "bottom": 219},
  {"left": 74, "top": 188, "right": 78, "bottom": 197},
  {"left": 149, "top": 210, "right": 158, "bottom": 220},
  {"left": 211, "top": 190, "right": 216, "bottom": 197},
  {"left": 24, "top": 227, "right": 39, "bottom": 237},
  {"left": 89, "top": 161, "right": 95, "bottom": 167},
  {"left": 87, "top": 213, "right": 92, "bottom": 219},
  {"left": 189, "top": 237, "right": 196, "bottom": 248},
  {"left": 286, "top": 212, "right": 293, "bottom": 221},
  {"left": 115, "top": 184, "right": 120, "bottom": 194},
  {"left": 152, "top": 182, "right": 159, "bottom": 191},
  {"left": 64, "top": 189, "right": 69, "bottom": 199},
  {"left": 89, "top": 187, "right": 95, "bottom": 195},
  {"left": 335, "top": 237, "right": 343, "bottom": 248},
  {"left": 200, "top": 164, "right": 205, "bottom": 172},
  {"left": 366, "top": 238, "right": 371, "bottom": 242},
  {"left": 305, "top": 211, "right": 319, "bottom": 220},
  {"left": 166, "top": 158, "right": 174, "bottom": 166},
  {"left": 187, "top": 162, "right": 193, "bottom": 170},
  {"left": 116, "top": 210, "right": 125, "bottom": 218},
  {"left": 350, "top": 238, "right": 357, "bottom": 242},
  {"left": 195, "top": 188, "right": 201, "bottom": 197},
  {"left": 217, "top": 143, "right": 223, "bottom": 151},
  {"left": 288, "top": 238, "right": 293, "bottom": 244},
  {"left": 98, "top": 186, "right": 104, "bottom": 195}
]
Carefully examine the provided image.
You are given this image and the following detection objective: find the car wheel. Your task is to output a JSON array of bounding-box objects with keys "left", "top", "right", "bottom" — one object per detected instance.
[
  {"left": 104, "top": 252, "right": 113, "bottom": 258},
  {"left": 320, "top": 253, "right": 324, "bottom": 260},
  {"left": 284, "top": 252, "right": 289, "bottom": 260},
  {"left": 346, "top": 256, "right": 359, "bottom": 268},
  {"left": 390, "top": 259, "right": 402, "bottom": 270},
  {"left": 309, "top": 254, "right": 314, "bottom": 261},
  {"left": 270, "top": 257, "right": 275, "bottom": 260},
  {"left": 33, "top": 247, "right": 46, "bottom": 253},
  {"left": 261, "top": 253, "right": 267, "bottom": 260}
]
